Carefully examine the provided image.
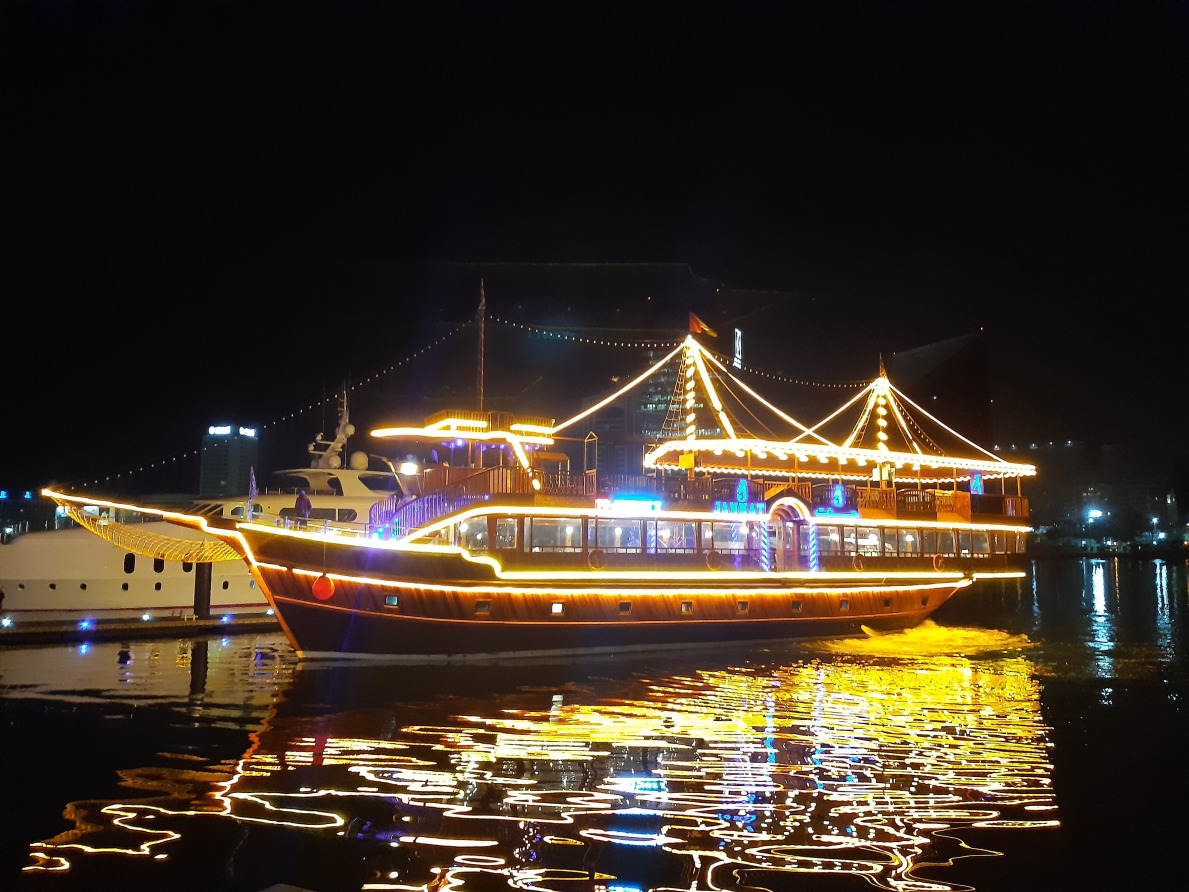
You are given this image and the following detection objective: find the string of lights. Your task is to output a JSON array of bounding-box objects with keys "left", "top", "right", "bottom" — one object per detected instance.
[
  {"left": 701, "top": 347, "right": 870, "bottom": 389},
  {"left": 63, "top": 318, "right": 912, "bottom": 491},
  {"left": 69, "top": 324, "right": 472, "bottom": 490},
  {"left": 486, "top": 314, "right": 685, "bottom": 349}
]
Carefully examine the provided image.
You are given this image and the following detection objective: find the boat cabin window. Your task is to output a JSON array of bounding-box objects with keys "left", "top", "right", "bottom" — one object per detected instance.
[
  {"left": 799, "top": 524, "right": 816, "bottom": 555},
  {"left": 525, "top": 517, "right": 580, "bottom": 552},
  {"left": 494, "top": 517, "right": 518, "bottom": 549},
  {"left": 856, "top": 526, "right": 882, "bottom": 557},
  {"left": 707, "top": 521, "right": 748, "bottom": 553},
  {"left": 337, "top": 509, "right": 358, "bottom": 523},
  {"left": 124, "top": 553, "right": 135, "bottom": 574},
  {"left": 970, "top": 529, "right": 990, "bottom": 555},
  {"left": 924, "top": 529, "right": 956, "bottom": 556},
  {"left": 455, "top": 520, "right": 487, "bottom": 552},
  {"left": 817, "top": 525, "right": 842, "bottom": 554},
  {"left": 897, "top": 529, "right": 920, "bottom": 555},
  {"left": 589, "top": 519, "right": 642, "bottom": 553},
  {"left": 652, "top": 520, "right": 697, "bottom": 553}
]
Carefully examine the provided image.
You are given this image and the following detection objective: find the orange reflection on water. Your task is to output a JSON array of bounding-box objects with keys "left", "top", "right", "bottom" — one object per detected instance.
[{"left": 27, "top": 625, "right": 1056, "bottom": 891}]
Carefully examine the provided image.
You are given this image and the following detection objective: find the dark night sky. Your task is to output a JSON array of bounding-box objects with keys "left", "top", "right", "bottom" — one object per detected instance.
[{"left": 2, "top": 1, "right": 1187, "bottom": 498}]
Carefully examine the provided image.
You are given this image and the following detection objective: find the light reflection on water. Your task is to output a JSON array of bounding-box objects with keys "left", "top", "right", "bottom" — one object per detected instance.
[
  {"left": 23, "top": 624, "right": 1057, "bottom": 892},
  {"left": 10, "top": 558, "right": 1187, "bottom": 890}
]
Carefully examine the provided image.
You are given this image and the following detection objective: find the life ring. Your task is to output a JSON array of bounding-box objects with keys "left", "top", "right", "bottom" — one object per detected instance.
[
  {"left": 852, "top": 554, "right": 865, "bottom": 572},
  {"left": 933, "top": 553, "right": 946, "bottom": 571},
  {"left": 587, "top": 548, "right": 607, "bottom": 570},
  {"left": 705, "top": 549, "right": 723, "bottom": 570}
]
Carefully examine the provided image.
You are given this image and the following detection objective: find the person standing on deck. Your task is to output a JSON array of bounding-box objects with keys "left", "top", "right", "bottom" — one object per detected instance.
[{"left": 294, "top": 490, "right": 312, "bottom": 529}]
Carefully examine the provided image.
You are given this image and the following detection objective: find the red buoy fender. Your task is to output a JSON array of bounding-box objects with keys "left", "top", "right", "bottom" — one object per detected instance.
[{"left": 311, "top": 574, "right": 335, "bottom": 600}]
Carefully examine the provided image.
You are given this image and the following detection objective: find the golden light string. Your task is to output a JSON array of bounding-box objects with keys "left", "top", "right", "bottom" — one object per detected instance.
[
  {"left": 66, "top": 324, "right": 471, "bottom": 490},
  {"left": 702, "top": 345, "right": 871, "bottom": 389},
  {"left": 486, "top": 314, "right": 684, "bottom": 349}
]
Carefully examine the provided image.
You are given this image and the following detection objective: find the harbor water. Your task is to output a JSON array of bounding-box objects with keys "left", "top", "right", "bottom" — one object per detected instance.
[{"left": 2, "top": 557, "right": 1186, "bottom": 891}]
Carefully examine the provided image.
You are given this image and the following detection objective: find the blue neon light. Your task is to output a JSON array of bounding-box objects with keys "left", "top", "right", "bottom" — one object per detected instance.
[
  {"left": 713, "top": 500, "right": 765, "bottom": 515},
  {"left": 813, "top": 507, "right": 860, "bottom": 518},
  {"left": 610, "top": 496, "right": 662, "bottom": 512},
  {"left": 971, "top": 471, "right": 984, "bottom": 495}
]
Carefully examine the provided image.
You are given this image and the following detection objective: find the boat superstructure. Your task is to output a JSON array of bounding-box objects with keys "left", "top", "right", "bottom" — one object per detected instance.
[{"left": 41, "top": 335, "right": 1035, "bottom": 659}]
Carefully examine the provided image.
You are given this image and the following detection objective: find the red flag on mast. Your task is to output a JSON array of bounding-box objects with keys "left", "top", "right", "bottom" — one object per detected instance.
[{"left": 689, "top": 313, "right": 718, "bottom": 337}]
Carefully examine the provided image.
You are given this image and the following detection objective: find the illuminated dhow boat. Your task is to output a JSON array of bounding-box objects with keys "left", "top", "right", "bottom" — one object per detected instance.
[{"left": 44, "top": 336, "right": 1035, "bottom": 660}]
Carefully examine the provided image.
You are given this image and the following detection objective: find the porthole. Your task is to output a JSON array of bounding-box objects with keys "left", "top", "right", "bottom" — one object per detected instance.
[
  {"left": 124, "top": 553, "right": 136, "bottom": 574},
  {"left": 154, "top": 582, "right": 162, "bottom": 591},
  {"left": 153, "top": 557, "right": 165, "bottom": 573},
  {"left": 80, "top": 583, "right": 87, "bottom": 590},
  {"left": 618, "top": 601, "right": 632, "bottom": 615},
  {"left": 551, "top": 602, "right": 565, "bottom": 615},
  {"left": 681, "top": 601, "right": 693, "bottom": 615},
  {"left": 222, "top": 581, "right": 229, "bottom": 590},
  {"left": 791, "top": 600, "right": 802, "bottom": 612},
  {"left": 840, "top": 599, "right": 849, "bottom": 611},
  {"left": 121, "top": 583, "right": 129, "bottom": 591},
  {"left": 475, "top": 600, "right": 491, "bottom": 615},
  {"left": 49, "top": 583, "right": 56, "bottom": 590},
  {"left": 737, "top": 600, "right": 749, "bottom": 614},
  {"left": 384, "top": 595, "right": 399, "bottom": 607},
  {"left": 920, "top": 596, "right": 929, "bottom": 606},
  {"left": 883, "top": 597, "right": 892, "bottom": 608}
]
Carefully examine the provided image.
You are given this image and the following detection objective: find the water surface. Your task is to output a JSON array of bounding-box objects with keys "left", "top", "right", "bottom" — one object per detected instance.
[{"left": 2, "top": 557, "right": 1185, "bottom": 891}]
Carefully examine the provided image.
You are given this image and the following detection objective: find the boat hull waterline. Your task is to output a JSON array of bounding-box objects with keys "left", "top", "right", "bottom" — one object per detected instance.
[{"left": 238, "top": 524, "right": 972, "bottom": 660}]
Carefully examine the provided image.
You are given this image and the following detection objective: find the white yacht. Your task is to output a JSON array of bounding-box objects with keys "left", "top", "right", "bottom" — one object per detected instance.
[{"left": 0, "top": 397, "right": 404, "bottom": 632}]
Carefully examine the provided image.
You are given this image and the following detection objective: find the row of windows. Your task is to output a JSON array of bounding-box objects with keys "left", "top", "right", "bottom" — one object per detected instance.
[
  {"left": 123, "top": 554, "right": 186, "bottom": 574},
  {"left": 813, "top": 525, "right": 1026, "bottom": 557},
  {"left": 33, "top": 579, "right": 238, "bottom": 591},
  {"left": 455, "top": 517, "right": 769, "bottom": 554},
  {"left": 450, "top": 516, "right": 1025, "bottom": 557}
]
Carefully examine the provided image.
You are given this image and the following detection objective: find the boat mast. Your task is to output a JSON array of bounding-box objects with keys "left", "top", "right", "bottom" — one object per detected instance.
[{"left": 477, "top": 279, "right": 485, "bottom": 412}]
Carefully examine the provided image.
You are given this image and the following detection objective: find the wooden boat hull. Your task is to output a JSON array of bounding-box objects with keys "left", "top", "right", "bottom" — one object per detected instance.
[
  {"left": 262, "top": 584, "right": 961, "bottom": 661},
  {"left": 235, "top": 528, "right": 970, "bottom": 660}
]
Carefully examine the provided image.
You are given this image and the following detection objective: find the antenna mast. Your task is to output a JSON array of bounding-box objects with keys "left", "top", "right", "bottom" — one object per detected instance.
[{"left": 477, "top": 279, "right": 485, "bottom": 411}]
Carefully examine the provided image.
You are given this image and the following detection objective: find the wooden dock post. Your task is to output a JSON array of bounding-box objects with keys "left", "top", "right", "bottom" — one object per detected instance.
[{"left": 194, "top": 562, "right": 212, "bottom": 619}]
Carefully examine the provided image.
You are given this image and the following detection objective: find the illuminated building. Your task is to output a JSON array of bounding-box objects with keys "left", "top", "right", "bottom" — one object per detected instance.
[{"left": 199, "top": 424, "right": 259, "bottom": 498}]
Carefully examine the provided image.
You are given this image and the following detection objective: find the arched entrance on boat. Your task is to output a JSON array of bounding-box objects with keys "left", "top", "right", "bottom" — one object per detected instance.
[{"left": 769, "top": 496, "right": 812, "bottom": 571}]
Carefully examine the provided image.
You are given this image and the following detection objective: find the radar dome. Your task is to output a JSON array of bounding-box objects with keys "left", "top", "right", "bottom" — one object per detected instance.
[
  {"left": 348, "top": 450, "right": 369, "bottom": 471},
  {"left": 327, "top": 454, "right": 342, "bottom": 469},
  {"left": 344, "top": 423, "right": 356, "bottom": 437}
]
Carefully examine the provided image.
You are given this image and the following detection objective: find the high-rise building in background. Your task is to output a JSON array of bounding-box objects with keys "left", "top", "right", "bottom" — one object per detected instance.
[{"left": 199, "top": 425, "right": 259, "bottom": 498}]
